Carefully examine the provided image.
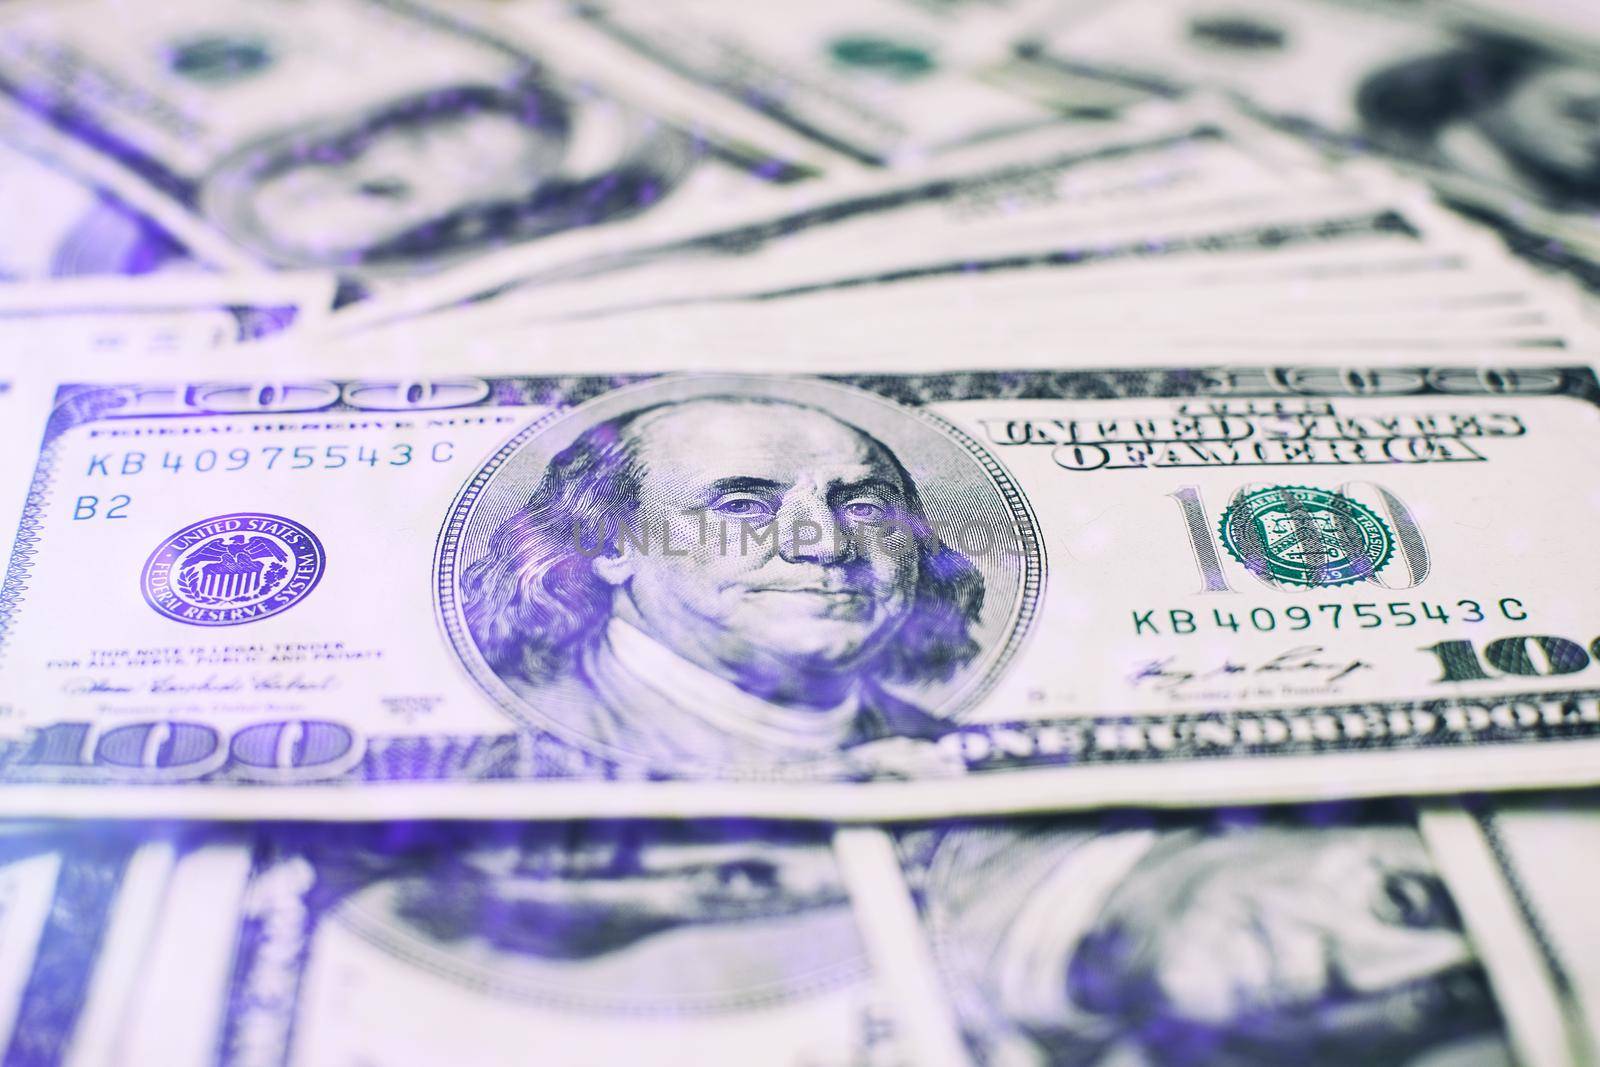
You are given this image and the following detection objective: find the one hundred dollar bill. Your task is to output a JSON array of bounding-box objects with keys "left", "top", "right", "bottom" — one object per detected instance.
[
  {"left": 1006, "top": 0, "right": 1600, "bottom": 269},
  {"left": 40, "top": 803, "right": 1577, "bottom": 1067},
  {"left": 334, "top": 103, "right": 1592, "bottom": 346},
  {"left": 0, "top": 827, "right": 177, "bottom": 1066},
  {"left": 0, "top": 804, "right": 1587, "bottom": 1067},
  {"left": 1421, "top": 794, "right": 1600, "bottom": 1067},
  {"left": 333, "top": 107, "right": 1385, "bottom": 331},
  {"left": 883, "top": 803, "right": 1527, "bottom": 1067},
  {"left": 373, "top": 223, "right": 1589, "bottom": 371},
  {"left": 103, "top": 821, "right": 908, "bottom": 1067},
  {"left": 0, "top": 274, "right": 335, "bottom": 358},
  {"left": 0, "top": 100, "right": 202, "bottom": 281},
  {"left": 540, "top": 0, "right": 1064, "bottom": 166},
  {"left": 0, "top": 0, "right": 820, "bottom": 291},
  {"left": 3, "top": 363, "right": 1600, "bottom": 817}
]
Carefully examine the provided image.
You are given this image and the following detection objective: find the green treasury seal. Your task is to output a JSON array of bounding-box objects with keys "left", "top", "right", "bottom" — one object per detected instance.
[{"left": 1218, "top": 486, "right": 1395, "bottom": 588}]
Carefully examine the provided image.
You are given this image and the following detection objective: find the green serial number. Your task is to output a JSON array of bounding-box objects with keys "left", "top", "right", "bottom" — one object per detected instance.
[{"left": 1133, "top": 598, "right": 1529, "bottom": 636}]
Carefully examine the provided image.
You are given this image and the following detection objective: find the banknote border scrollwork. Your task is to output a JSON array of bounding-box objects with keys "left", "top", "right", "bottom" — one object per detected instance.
[
  {"left": 0, "top": 384, "right": 136, "bottom": 663},
  {"left": 2, "top": 838, "right": 132, "bottom": 1064},
  {"left": 1472, "top": 809, "right": 1582, "bottom": 1018}
]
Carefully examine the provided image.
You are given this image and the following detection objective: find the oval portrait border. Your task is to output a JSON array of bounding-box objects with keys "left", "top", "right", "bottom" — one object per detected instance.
[{"left": 434, "top": 373, "right": 1046, "bottom": 773}]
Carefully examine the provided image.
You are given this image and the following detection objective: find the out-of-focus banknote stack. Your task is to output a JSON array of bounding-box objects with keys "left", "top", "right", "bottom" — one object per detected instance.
[{"left": 0, "top": 0, "right": 1599, "bottom": 1062}]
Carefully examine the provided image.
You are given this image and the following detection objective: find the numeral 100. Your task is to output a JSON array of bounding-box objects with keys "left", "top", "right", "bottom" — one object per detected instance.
[
  {"left": 1424, "top": 635, "right": 1600, "bottom": 682},
  {"left": 1169, "top": 482, "right": 1430, "bottom": 593},
  {"left": 21, "top": 719, "right": 356, "bottom": 779}
]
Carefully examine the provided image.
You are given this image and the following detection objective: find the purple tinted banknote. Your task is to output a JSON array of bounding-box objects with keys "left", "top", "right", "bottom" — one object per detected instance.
[
  {"left": 0, "top": 0, "right": 820, "bottom": 299},
  {"left": 1, "top": 364, "right": 1599, "bottom": 818},
  {"left": 0, "top": 797, "right": 1593, "bottom": 1066}
]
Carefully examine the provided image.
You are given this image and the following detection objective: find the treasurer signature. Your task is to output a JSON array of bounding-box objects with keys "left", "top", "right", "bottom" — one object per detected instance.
[
  {"left": 1129, "top": 645, "right": 1374, "bottom": 693},
  {"left": 62, "top": 673, "right": 339, "bottom": 696}
]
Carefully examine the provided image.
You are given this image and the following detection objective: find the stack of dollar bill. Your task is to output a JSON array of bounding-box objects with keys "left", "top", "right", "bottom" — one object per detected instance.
[{"left": 0, "top": 0, "right": 1597, "bottom": 1063}]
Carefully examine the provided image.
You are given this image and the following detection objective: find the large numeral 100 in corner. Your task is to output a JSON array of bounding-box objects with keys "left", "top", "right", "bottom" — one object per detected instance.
[
  {"left": 16, "top": 719, "right": 360, "bottom": 781},
  {"left": 1424, "top": 635, "right": 1600, "bottom": 684}
]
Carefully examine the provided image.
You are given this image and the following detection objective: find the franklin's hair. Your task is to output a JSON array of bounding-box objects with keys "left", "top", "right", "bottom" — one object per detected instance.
[
  {"left": 461, "top": 398, "right": 985, "bottom": 687},
  {"left": 1355, "top": 39, "right": 1599, "bottom": 204},
  {"left": 214, "top": 82, "right": 691, "bottom": 266},
  {"left": 1049, "top": 828, "right": 1500, "bottom": 1067}
]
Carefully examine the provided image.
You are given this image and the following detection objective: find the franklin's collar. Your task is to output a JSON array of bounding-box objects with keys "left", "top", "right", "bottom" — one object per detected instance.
[{"left": 584, "top": 617, "right": 866, "bottom": 762}]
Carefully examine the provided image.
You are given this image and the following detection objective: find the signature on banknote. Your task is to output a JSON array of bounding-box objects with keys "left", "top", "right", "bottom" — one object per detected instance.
[{"left": 1129, "top": 645, "right": 1375, "bottom": 694}]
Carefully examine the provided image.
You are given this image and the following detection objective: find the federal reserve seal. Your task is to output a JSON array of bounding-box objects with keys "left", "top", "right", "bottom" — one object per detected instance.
[
  {"left": 1219, "top": 486, "right": 1394, "bottom": 588},
  {"left": 141, "top": 513, "right": 325, "bottom": 626}
]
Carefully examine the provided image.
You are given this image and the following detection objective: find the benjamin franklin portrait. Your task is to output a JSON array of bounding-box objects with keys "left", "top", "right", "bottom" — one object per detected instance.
[
  {"left": 199, "top": 79, "right": 694, "bottom": 273},
  {"left": 1356, "top": 34, "right": 1600, "bottom": 210},
  {"left": 917, "top": 819, "right": 1512, "bottom": 1067},
  {"left": 324, "top": 822, "right": 869, "bottom": 1014},
  {"left": 444, "top": 375, "right": 1038, "bottom": 776}
]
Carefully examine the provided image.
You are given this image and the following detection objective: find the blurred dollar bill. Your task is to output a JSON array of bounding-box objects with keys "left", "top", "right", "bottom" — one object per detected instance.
[
  {"left": 88, "top": 821, "right": 905, "bottom": 1067},
  {"left": 333, "top": 102, "right": 1593, "bottom": 342},
  {"left": 4, "top": 362, "right": 1600, "bottom": 817},
  {"left": 0, "top": 0, "right": 833, "bottom": 297},
  {"left": 1000, "top": 0, "right": 1600, "bottom": 296},
  {"left": 0, "top": 101, "right": 202, "bottom": 281},
  {"left": 1, "top": 802, "right": 1594, "bottom": 1065},
  {"left": 879, "top": 796, "right": 1600, "bottom": 1066},
  {"left": 0, "top": 274, "right": 333, "bottom": 357},
  {"left": 1422, "top": 793, "right": 1600, "bottom": 1067},
  {"left": 0, "top": 827, "right": 177, "bottom": 1066},
  {"left": 327, "top": 99, "right": 1203, "bottom": 329},
  {"left": 887, "top": 802, "right": 1541, "bottom": 1066},
  {"left": 510, "top": 0, "right": 1071, "bottom": 167}
]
